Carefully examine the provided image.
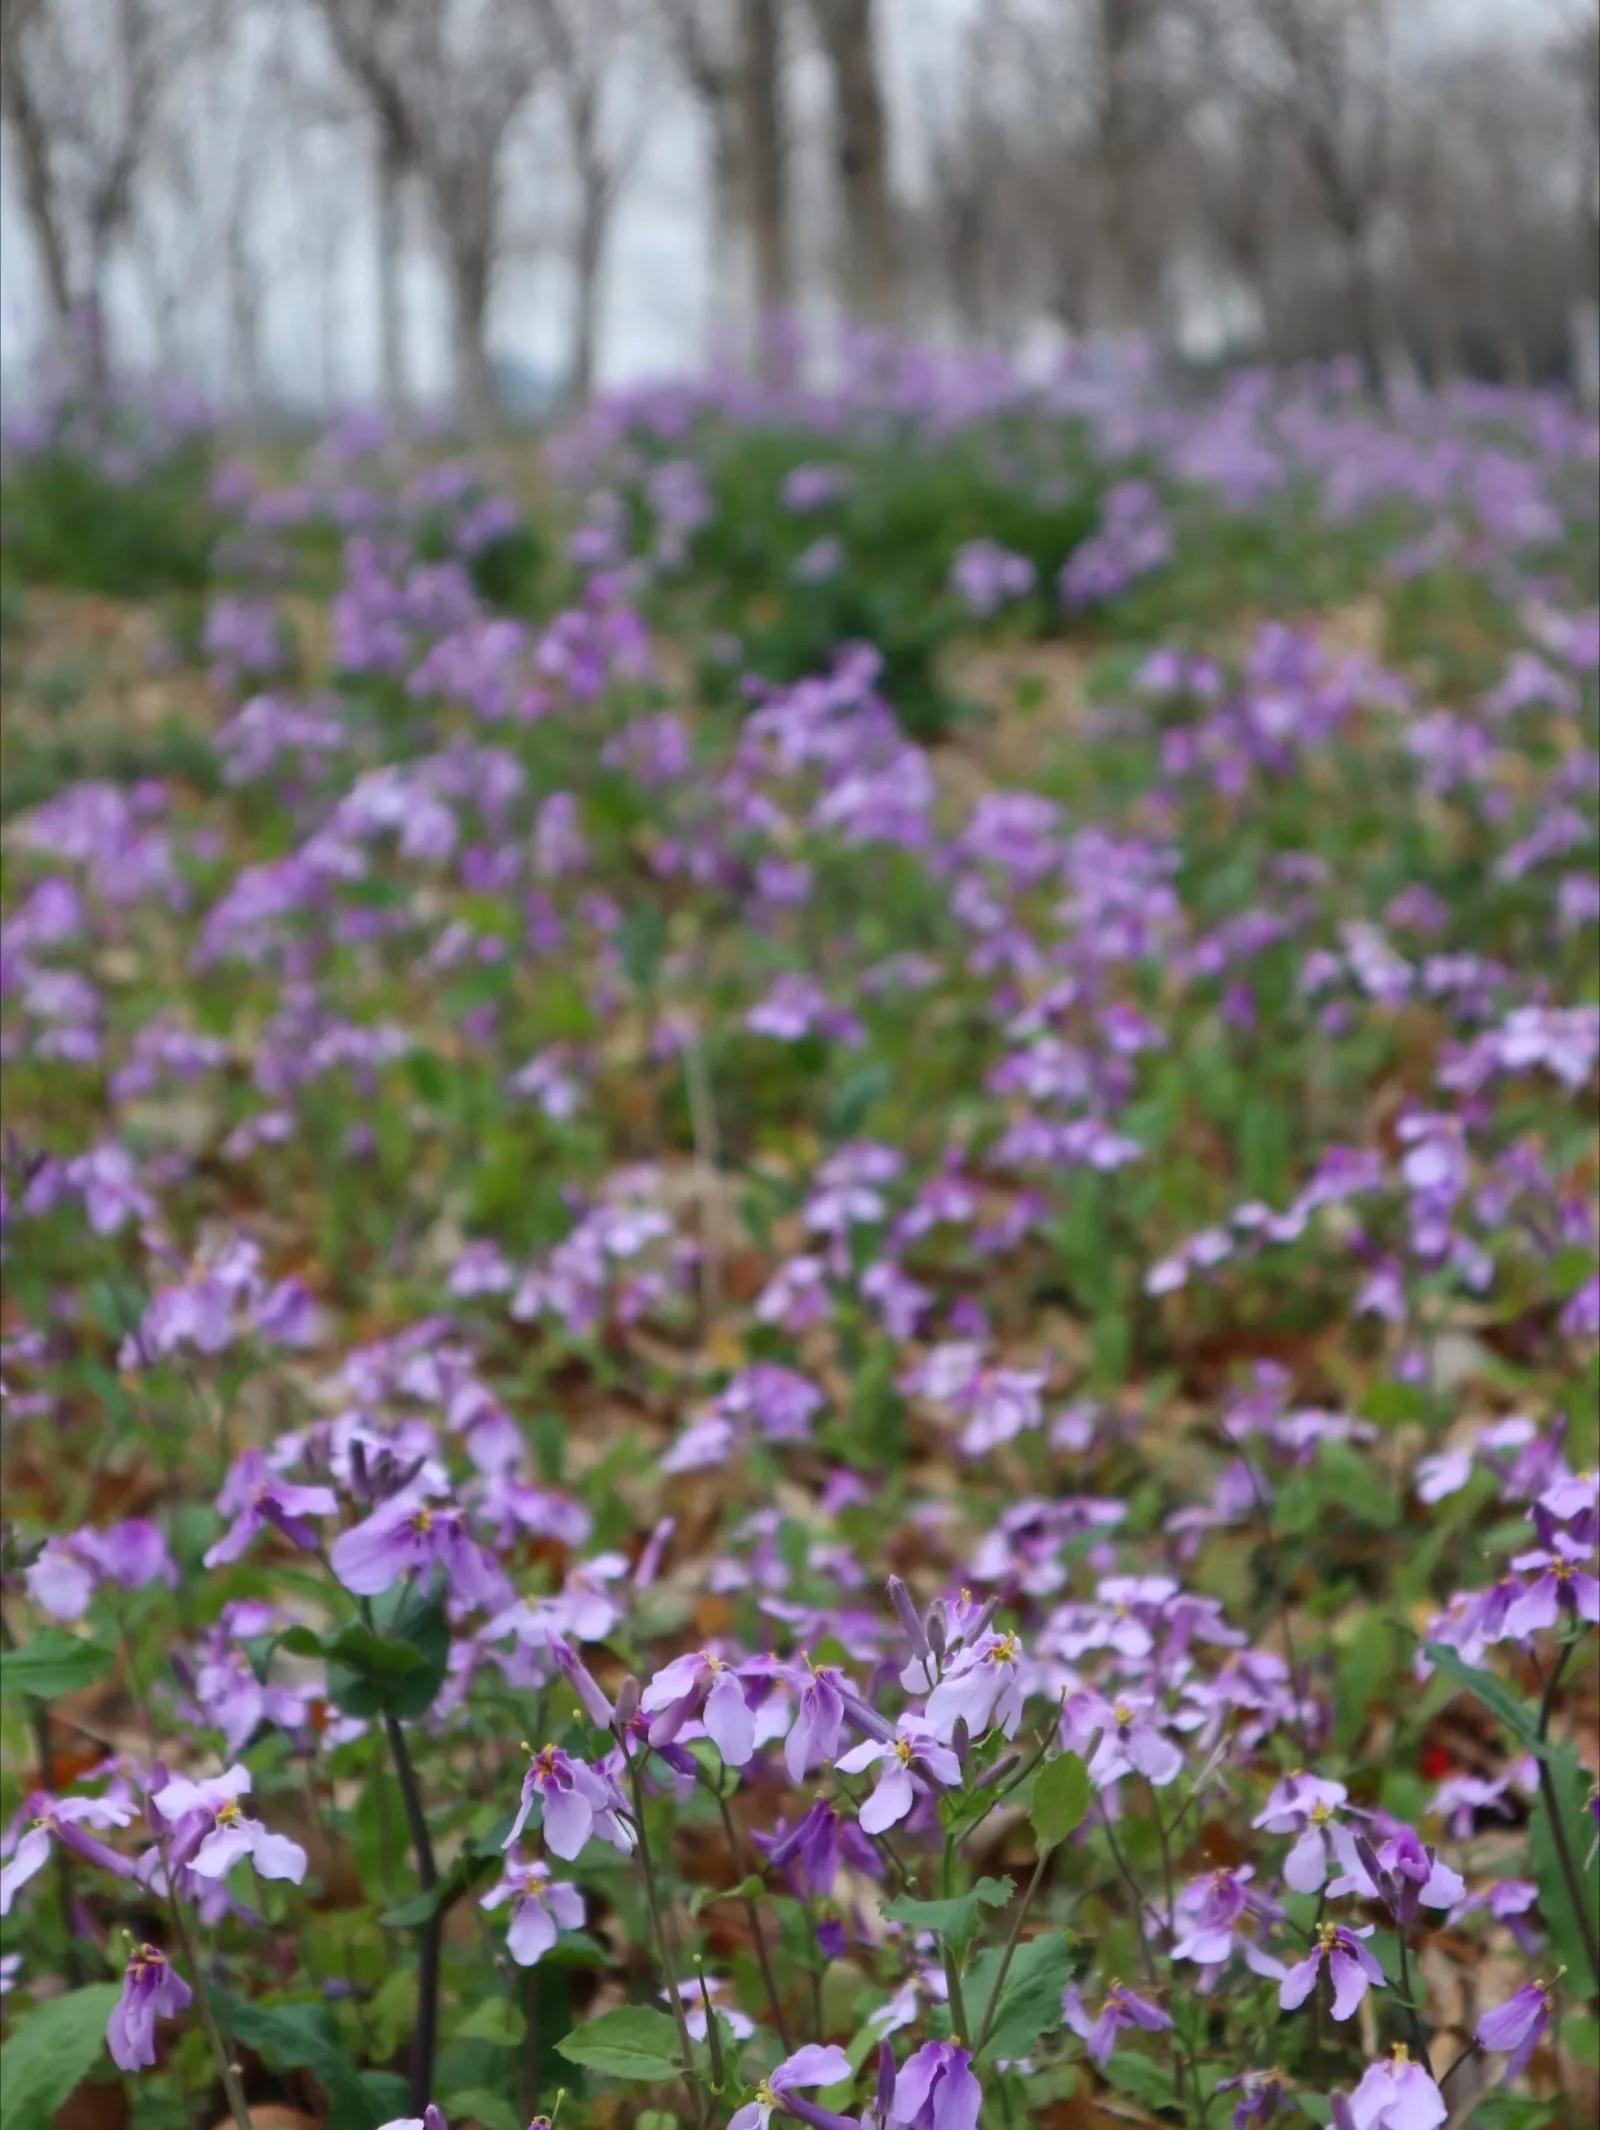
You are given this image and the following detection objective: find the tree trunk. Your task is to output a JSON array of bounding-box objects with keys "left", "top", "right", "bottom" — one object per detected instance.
[
  {"left": 810, "top": 0, "right": 896, "bottom": 324},
  {"left": 1, "top": 47, "right": 75, "bottom": 361},
  {"left": 740, "top": 0, "right": 793, "bottom": 374},
  {"left": 449, "top": 246, "right": 495, "bottom": 438},
  {"left": 376, "top": 123, "right": 409, "bottom": 425},
  {"left": 569, "top": 174, "right": 607, "bottom": 408},
  {"left": 704, "top": 88, "right": 748, "bottom": 355}
]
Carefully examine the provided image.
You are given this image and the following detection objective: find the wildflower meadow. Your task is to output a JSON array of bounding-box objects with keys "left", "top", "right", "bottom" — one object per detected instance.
[{"left": 1, "top": 345, "right": 1597, "bottom": 2130}]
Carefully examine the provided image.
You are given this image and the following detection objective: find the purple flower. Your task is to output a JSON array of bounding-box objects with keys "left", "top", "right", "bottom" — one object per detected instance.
[
  {"left": 379, "top": 2111, "right": 447, "bottom": 2130},
  {"left": 25, "top": 1522, "right": 177, "bottom": 1620},
  {"left": 330, "top": 1489, "right": 507, "bottom": 1610},
  {"left": 1278, "top": 1922, "right": 1386, "bottom": 2022},
  {"left": 1329, "top": 1828, "right": 1464, "bottom": 1920},
  {"left": 1342, "top": 2048, "right": 1446, "bottom": 2130},
  {"left": 480, "top": 1852, "right": 584, "bottom": 1964},
  {"left": 152, "top": 1765, "right": 307, "bottom": 1884},
  {"left": 641, "top": 1649, "right": 757, "bottom": 1766},
  {"left": 1251, "top": 1771, "right": 1350, "bottom": 1892},
  {"left": 506, "top": 1744, "right": 633, "bottom": 1861},
  {"left": 204, "top": 1448, "right": 337, "bottom": 1566},
  {"left": 1, "top": 1792, "right": 135, "bottom": 1914},
  {"left": 549, "top": 1634, "right": 615, "bottom": 1727},
  {"left": 107, "top": 1943, "right": 192, "bottom": 2071},
  {"left": 890, "top": 2041, "right": 980, "bottom": 2130},
  {"left": 1067, "top": 1689, "right": 1184, "bottom": 1790},
  {"left": 836, "top": 1720, "right": 961, "bottom": 1833},
  {"left": 1062, "top": 1982, "right": 1173, "bottom": 2068},
  {"left": 785, "top": 1660, "right": 848, "bottom": 1782},
  {"left": 730, "top": 2045, "right": 854, "bottom": 2130},
  {"left": 924, "top": 1630, "right": 1026, "bottom": 1742},
  {"left": 1503, "top": 1549, "right": 1600, "bottom": 1638},
  {"left": 1476, "top": 1978, "right": 1554, "bottom": 2080},
  {"left": 761, "top": 1801, "right": 843, "bottom": 1897}
]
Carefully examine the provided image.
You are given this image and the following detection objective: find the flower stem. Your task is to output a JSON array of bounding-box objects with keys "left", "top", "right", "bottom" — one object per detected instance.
[
  {"left": 382, "top": 1713, "right": 442, "bottom": 2112},
  {"left": 974, "top": 1852, "right": 1047, "bottom": 2054},
  {"left": 628, "top": 1749, "right": 707, "bottom": 2123},
  {"left": 163, "top": 1878, "right": 253, "bottom": 2130},
  {"left": 1536, "top": 1636, "right": 1600, "bottom": 1991},
  {"left": 711, "top": 1784, "right": 792, "bottom": 2049}
]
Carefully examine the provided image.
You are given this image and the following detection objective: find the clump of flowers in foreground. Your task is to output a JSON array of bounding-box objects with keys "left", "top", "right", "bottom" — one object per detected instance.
[{"left": 0, "top": 343, "right": 1597, "bottom": 2130}]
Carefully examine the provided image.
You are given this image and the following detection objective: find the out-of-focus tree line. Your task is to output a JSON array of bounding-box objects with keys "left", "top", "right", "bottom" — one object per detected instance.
[{"left": 1, "top": 0, "right": 1596, "bottom": 424}]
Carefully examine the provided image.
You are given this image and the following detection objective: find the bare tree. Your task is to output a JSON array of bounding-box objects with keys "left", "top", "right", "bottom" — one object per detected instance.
[
  {"left": 1, "top": 0, "right": 167, "bottom": 390},
  {"left": 739, "top": 0, "right": 793, "bottom": 366},
  {"left": 660, "top": 0, "right": 750, "bottom": 352},
  {"left": 806, "top": 0, "right": 896, "bottom": 322},
  {"left": 319, "top": 0, "right": 540, "bottom": 433},
  {"left": 534, "top": 0, "right": 650, "bottom": 407}
]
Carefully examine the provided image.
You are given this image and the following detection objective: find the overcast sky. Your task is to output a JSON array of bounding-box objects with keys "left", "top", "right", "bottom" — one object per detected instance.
[{"left": 0, "top": 0, "right": 1574, "bottom": 404}]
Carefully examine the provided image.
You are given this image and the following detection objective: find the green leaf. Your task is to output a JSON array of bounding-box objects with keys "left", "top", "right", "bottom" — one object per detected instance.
[
  {"left": 457, "top": 1999, "right": 525, "bottom": 2047},
  {"left": 451, "top": 2089, "right": 526, "bottom": 2130},
  {"left": 325, "top": 1624, "right": 428, "bottom": 1677},
  {"left": 555, "top": 2005, "right": 684, "bottom": 2081},
  {"left": 327, "top": 1581, "right": 449, "bottom": 1719},
  {"left": 883, "top": 1876, "right": 1013, "bottom": 1955},
  {"left": 1102, "top": 2053, "right": 1179, "bottom": 2106},
  {"left": 1531, "top": 1740, "right": 1600, "bottom": 1986},
  {"left": 1030, "top": 1752, "right": 1091, "bottom": 1851},
  {"left": 218, "top": 1995, "right": 391, "bottom": 2130},
  {"left": 2, "top": 1629, "right": 113, "bottom": 1703},
  {"left": 967, "top": 1931, "right": 1074, "bottom": 2064},
  {"left": 1422, "top": 1643, "right": 1546, "bottom": 1756},
  {"left": 0, "top": 1983, "right": 119, "bottom": 2130}
]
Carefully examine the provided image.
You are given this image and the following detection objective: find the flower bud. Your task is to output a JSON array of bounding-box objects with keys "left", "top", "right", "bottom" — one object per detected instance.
[
  {"left": 888, "top": 1576, "right": 931, "bottom": 1660},
  {"left": 612, "top": 1674, "right": 641, "bottom": 1728},
  {"left": 975, "top": 1747, "right": 1022, "bottom": 1790}
]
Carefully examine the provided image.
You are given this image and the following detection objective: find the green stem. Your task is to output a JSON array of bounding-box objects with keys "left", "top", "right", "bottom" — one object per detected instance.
[
  {"left": 974, "top": 1853, "right": 1047, "bottom": 2054},
  {"left": 711, "top": 1785, "right": 792, "bottom": 2050},
  {"left": 164, "top": 1876, "right": 253, "bottom": 2130},
  {"left": 1536, "top": 1637, "right": 1600, "bottom": 1991}
]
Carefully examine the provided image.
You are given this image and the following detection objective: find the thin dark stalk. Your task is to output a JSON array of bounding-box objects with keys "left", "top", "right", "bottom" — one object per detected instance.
[
  {"left": 1218, "top": 1425, "right": 1312, "bottom": 1761},
  {"left": 1098, "top": 1802, "right": 1160, "bottom": 1991},
  {"left": 1535, "top": 1637, "right": 1600, "bottom": 1991},
  {"left": 163, "top": 1879, "right": 254, "bottom": 2130},
  {"left": 712, "top": 1788, "right": 792, "bottom": 2049},
  {"left": 974, "top": 1853, "right": 1047, "bottom": 2055},
  {"left": 382, "top": 1714, "right": 442, "bottom": 2112},
  {"left": 1393, "top": 1927, "right": 1429, "bottom": 2060},
  {"left": 1438, "top": 2039, "right": 1480, "bottom": 2092},
  {"left": 628, "top": 1751, "right": 707, "bottom": 2123}
]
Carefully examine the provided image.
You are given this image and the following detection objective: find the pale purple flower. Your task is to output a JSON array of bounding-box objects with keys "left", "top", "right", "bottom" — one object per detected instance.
[
  {"left": 1476, "top": 1978, "right": 1554, "bottom": 2080},
  {"left": 784, "top": 1661, "right": 848, "bottom": 1782},
  {"left": 1062, "top": 1982, "right": 1172, "bottom": 2068},
  {"left": 836, "top": 1721, "right": 961, "bottom": 1832},
  {"left": 890, "top": 2041, "right": 981, "bottom": 2130},
  {"left": 924, "top": 1630, "right": 1026, "bottom": 1742},
  {"left": 729, "top": 2045, "right": 853, "bottom": 2130},
  {"left": 1502, "top": 1548, "right": 1600, "bottom": 1638},
  {"left": 25, "top": 1521, "right": 177, "bottom": 1619},
  {"left": 1344, "top": 2049, "right": 1446, "bottom": 2130},
  {"left": 330, "top": 1489, "right": 507, "bottom": 1609},
  {"left": 1, "top": 1791, "right": 135, "bottom": 1914},
  {"left": 107, "top": 1943, "right": 192, "bottom": 2071},
  {"left": 1066, "top": 1690, "right": 1184, "bottom": 1790},
  {"left": 1251, "top": 1772, "right": 1350, "bottom": 1893},
  {"left": 379, "top": 2110, "right": 447, "bottom": 2130},
  {"left": 153, "top": 1765, "right": 307, "bottom": 1883},
  {"left": 506, "top": 1744, "right": 633, "bottom": 1860},
  {"left": 1329, "top": 1827, "right": 1464, "bottom": 1919},
  {"left": 674, "top": 1974, "right": 755, "bottom": 2043},
  {"left": 480, "top": 1853, "right": 584, "bottom": 1965},
  {"left": 204, "top": 1448, "right": 337, "bottom": 1566},
  {"left": 641, "top": 1650, "right": 757, "bottom": 1766},
  {"left": 1278, "top": 1922, "right": 1385, "bottom": 2022}
]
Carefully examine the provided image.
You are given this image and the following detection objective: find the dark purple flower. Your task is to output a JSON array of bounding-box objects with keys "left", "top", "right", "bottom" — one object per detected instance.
[
  {"left": 890, "top": 2041, "right": 981, "bottom": 2130},
  {"left": 505, "top": 1744, "right": 633, "bottom": 1861},
  {"left": 108, "top": 1943, "right": 192, "bottom": 2070},
  {"left": 205, "top": 1448, "right": 337, "bottom": 1566},
  {"left": 1062, "top": 1981, "right": 1172, "bottom": 2067},
  {"left": 1278, "top": 1922, "right": 1385, "bottom": 2022}
]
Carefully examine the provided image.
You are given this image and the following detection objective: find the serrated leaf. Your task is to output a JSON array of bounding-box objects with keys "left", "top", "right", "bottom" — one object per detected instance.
[
  {"left": 0, "top": 1983, "right": 119, "bottom": 2130},
  {"left": 555, "top": 2005, "right": 683, "bottom": 2081},
  {"left": 1422, "top": 1643, "right": 1546, "bottom": 1756},
  {"left": 884, "top": 1876, "right": 1013, "bottom": 1955},
  {"left": 2, "top": 1630, "right": 113, "bottom": 1703},
  {"left": 1030, "top": 1752, "right": 1090, "bottom": 1851},
  {"left": 968, "top": 1932, "right": 1073, "bottom": 2064}
]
